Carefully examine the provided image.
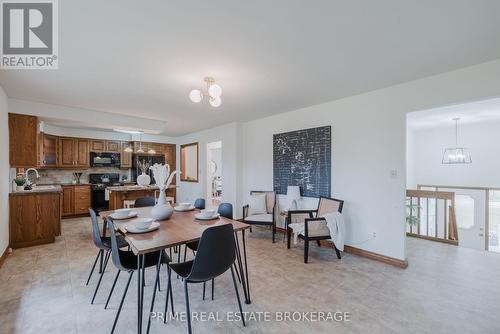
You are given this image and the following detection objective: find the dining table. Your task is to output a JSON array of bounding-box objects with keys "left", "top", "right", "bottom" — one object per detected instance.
[{"left": 99, "top": 206, "right": 252, "bottom": 334}]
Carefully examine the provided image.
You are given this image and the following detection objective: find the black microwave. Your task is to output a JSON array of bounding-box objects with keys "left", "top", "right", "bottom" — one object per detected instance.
[{"left": 90, "top": 152, "right": 121, "bottom": 167}]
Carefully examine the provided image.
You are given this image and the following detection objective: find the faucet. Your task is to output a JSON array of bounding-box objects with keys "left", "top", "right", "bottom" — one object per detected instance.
[{"left": 25, "top": 168, "right": 40, "bottom": 187}]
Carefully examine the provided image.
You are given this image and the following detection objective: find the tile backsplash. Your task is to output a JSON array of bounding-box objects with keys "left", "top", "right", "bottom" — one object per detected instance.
[{"left": 36, "top": 167, "right": 132, "bottom": 184}]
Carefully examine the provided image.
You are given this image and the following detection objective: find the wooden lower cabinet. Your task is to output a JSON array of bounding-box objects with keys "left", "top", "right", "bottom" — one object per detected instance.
[
  {"left": 61, "top": 185, "right": 91, "bottom": 217},
  {"left": 9, "top": 192, "right": 61, "bottom": 248}
]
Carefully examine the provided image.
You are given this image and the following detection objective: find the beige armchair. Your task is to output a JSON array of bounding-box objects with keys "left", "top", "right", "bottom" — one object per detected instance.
[{"left": 243, "top": 191, "right": 277, "bottom": 243}]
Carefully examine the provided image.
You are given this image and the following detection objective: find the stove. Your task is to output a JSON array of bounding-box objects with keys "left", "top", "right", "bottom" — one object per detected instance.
[{"left": 89, "top": 173, "right": 122, "bottom": 212}]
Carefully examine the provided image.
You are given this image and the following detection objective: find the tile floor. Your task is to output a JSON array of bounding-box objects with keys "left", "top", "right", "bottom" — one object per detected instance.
[{"left": 1, "top": 217, "right": 500, "bottom": 333}]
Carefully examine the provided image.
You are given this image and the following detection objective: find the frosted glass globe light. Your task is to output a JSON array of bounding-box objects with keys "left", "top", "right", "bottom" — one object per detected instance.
[
  {"left": 209, "top": 96, "right": 222, "bottom": 107},
  {"left": 208, "top": 84, "right": 222, "bottom": 98},
  {"left": 189, "top": 89, "right": 203, "bottom": 103}
]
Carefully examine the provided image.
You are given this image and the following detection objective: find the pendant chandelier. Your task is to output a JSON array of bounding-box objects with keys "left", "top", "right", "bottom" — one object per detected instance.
[
  {"left": 442, "top": 118, "right": 472, "bottom": 164},
  {"left": 189, "top": 77, "right": 222, "bottom": 107}
]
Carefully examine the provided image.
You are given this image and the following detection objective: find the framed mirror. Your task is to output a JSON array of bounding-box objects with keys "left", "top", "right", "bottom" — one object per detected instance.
[{"left": 180, "top": 142, "right": 199, "bottom": 182}]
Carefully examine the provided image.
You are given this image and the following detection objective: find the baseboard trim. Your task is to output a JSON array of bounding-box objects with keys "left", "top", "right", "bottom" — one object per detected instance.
[
  {"left": 343, "top": 245, "right": 408, "bottom": 269},
  {"left": 0, "top": 246, "right": 10, "bottom": 269},
  {"left": 276, "top": 226, "right": 407, "bottom": 268}
]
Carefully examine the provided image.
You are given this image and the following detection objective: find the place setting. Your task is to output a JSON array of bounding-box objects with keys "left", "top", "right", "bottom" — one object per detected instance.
[
  {"left": 194, "top": 208, "right": 220, "bottom": 221},
  {"left": 174, "top": 202, "right": 196, "bottom": 212},
  {"left": 123, "top": 217, "right": 160, "bottom": 234},
  {"left": 109, "top": 208, "right": 138, "bottom": 220}
]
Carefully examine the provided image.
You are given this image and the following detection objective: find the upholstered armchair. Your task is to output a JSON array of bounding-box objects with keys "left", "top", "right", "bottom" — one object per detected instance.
[
  {"left": 286, "top": 196, "right": 344, "bottom": 263},
  {"left": 243, "top": 191, "right": 277, "bottom": 243}
]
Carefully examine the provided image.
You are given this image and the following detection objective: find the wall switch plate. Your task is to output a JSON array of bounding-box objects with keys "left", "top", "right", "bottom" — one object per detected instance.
[{"left": 390, "top": 169, "right": 398, "bottom": 178}]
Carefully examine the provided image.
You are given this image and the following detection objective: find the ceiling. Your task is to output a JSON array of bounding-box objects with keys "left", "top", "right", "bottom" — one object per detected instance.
[
  {"left": 1, "top": 0, "right": 500, "bottom": 136},
  {"left": 407, "top": 97, "right": 500, "bottom": 130}
]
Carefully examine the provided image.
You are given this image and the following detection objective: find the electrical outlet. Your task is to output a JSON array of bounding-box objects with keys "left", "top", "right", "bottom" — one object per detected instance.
[{"left": 372, "top": 232, "right": 377, "bottom": 238}]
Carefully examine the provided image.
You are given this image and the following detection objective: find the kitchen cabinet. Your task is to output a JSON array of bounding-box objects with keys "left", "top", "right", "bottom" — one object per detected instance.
[
  {"left": 9, "top": 191, "right": 61, "bottom": 248},
  {"left": 61, "top": 186, "right": 75, "bottom": 216},
  {"left": 39, "top": 133, "right": 58, "bottom": 168},
  {"left": 58, "top": 137, "right": 90, "bottom": 168},
  {"left": 61, "top": 185, "right": 91, "bottom": 216},
  {"left": 90, "top": 140, "right": 106, "bottom": 152},
  {"left": 106, "top": 140, "right": 121, "bottom": 153},
  {"left": 9, "top": 113, "right": 39, "bottom": 167},
  {"left": 121, "top": 142, "right": 133, "bottom": 168}
]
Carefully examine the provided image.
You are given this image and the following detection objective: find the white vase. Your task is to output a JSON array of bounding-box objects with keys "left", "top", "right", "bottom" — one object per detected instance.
[
  {"left": 137, "top": 173, "right": 151, "bottom": 186},
  {"left": 16, "top": 185, "right": 24, "bottom": 192},
  {"left": 157, "top": 188, "right": 167, "bottom": 205},
  {"left": 151, "top": 202, "right": 174, "bottom": 221}
]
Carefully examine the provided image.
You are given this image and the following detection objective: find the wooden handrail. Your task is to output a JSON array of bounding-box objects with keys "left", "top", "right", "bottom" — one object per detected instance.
[{"left": 406, "top": 189, "right": 455, "bottom": 201}]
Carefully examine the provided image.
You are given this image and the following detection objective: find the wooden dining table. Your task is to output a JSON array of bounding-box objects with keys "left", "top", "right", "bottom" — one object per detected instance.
[{"left": 99, "top": 206, "right": 252, "bottom": 334}]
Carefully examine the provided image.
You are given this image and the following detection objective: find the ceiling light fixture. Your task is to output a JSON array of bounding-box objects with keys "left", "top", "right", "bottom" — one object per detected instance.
[
  {"left": 189, "top": 77, "right": 222, "bottom": 108},
  {"left": 114, "top": 129, "right": 145, "bottom": 134},
  {"left": 442, "top": 118, "right": 472, "bottom": 164},
  {"left": 137, "top": 132, "right": 145, "bottom": 153}
]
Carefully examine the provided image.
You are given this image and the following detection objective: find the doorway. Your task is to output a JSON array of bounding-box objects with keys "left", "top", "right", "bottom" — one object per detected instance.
[{"left": 206, "top": 141, "right": 222, "bottom": 207}]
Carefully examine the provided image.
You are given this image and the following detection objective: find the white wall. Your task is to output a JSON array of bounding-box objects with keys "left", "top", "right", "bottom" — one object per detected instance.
[
  {"left": 176, "top": 123, "right": 243, "bottom": 213},
  {"left": 0, "top": 87, "right": 9, "bottom": 255},
  {"left": 237, "top": 59, "right": 500, "bottom": 261},
  {"left": 407, "top": 120, "right": 500, "bottom": 188}
]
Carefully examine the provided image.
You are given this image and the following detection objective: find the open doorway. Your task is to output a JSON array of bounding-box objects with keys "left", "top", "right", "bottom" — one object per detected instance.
[
  {"left": 206, "top": 141, "right": 222, "bottom": 207},
  {"left": 406, "top": 97, "right": 500, "bottom": 252}
]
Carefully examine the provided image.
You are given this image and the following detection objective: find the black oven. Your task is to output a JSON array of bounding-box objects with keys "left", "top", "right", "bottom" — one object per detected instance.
[{"left": 90, "top": 152, "right": 121, "bottom": 167}]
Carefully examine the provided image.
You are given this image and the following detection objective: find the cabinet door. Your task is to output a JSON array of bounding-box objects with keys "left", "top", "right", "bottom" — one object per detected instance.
[
  {"left": 59, "top": 138, "right": 76, "bottom": 167},
  {"left": 76, "top": 139, "right": 90, "bottom": 167},
  {"left": 106, "top": 140, "right": 121, "bottom": 153},
  {"left": 121, "top": 142, "right": 133, "bottom": 168},
  {"left": 9, "top": 113, "right": 38, "bottom": 167},
  {"left": 61, "top": 186, "right": 74, "bottom": 216},
  {"left": 42, "top": 134, "right": 58, "bottom": 168},
  {"left": 90, "top": 140, "right": 106, "bottom": 152},
  {"left": 73, "top": 186, "right": 91, "bottom": 214}
]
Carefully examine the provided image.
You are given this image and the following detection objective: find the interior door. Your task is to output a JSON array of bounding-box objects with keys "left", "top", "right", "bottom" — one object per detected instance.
[{"left": 441, "top": 187, "right": 486, "bottom": 250}]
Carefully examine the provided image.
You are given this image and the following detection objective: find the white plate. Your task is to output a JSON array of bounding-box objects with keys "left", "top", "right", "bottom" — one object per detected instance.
[
  {"left": 174, "top": 205, "right": 195, "bottom": 212},
  {"left": 194, "top": 213, "right": 220, "bottom": 221},
  {"left": 110, "top": 211, "right": 138, "bottom": 220},
  {"left": 125, "top": 221, "right": 160, "bottom": 234}
]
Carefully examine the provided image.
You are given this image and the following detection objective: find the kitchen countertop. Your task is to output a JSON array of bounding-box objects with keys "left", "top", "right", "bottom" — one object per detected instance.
[
  {"left": 107, "top": 184, "right": 176, "bottom": 192},
  {"left": 9, "top": 185, "right": 63, "bottom": 196}
]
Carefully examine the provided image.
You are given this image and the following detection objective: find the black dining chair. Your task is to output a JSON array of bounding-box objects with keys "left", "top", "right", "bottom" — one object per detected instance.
[
  {"left": 87, "top": 208, "right": 129, "bottom": 304},
  {"left": 105, "top": 218, "right": 173, "bottom": 334},
  {"left": 134, "top": 197, "right": 156, "bottom": 208},
  {"left": 183, "top": 202, "right": 240, "bottom": 300},
  {"left": 168, "top": 224, "right": 245, "bottom": 334},
  {"left": 194, "top": 198, "right": 205, "bottom": 209}
]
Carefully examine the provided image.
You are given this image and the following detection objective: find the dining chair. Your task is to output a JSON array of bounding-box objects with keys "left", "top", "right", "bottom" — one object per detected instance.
[
  {"left": 134, "top": 197, "right": 156, "bottom": 208},
  {"left": 87, "top": 208, "right": 128, "bottom": 304},
  {"left": 242, "top": 190, "right": 277, "bottom": 242},
  {"left": 105, "top": 218, "right": 173, "bottom": 334},
  {"left": 168, "top": 224, "right": 245, "bottom": 334},
  {"left": 286, "top": 196, "right": 344, "bottom": 263},
  {"left": 194, "top": 198, "right": 205, "bottom": 209},
  {"left": 183, "top": 202, "right": 240, "bottom": 300}
]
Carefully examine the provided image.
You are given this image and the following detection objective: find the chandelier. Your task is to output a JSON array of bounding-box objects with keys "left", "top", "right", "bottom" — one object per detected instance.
[
  {"left": 442, "top": 118, "right": 472, "bottom": 164},
  {"left": 189, "top": 77, "right": 222, "bottom": 107}
]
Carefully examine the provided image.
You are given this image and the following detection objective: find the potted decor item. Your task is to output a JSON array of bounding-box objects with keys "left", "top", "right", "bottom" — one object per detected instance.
[
  {"left": 14, "top": 176, "right": 26, "bottom": 192},
  {"left": 136, "top": 160, "right": 151, "bottom": 186},
  {"left": 149, "top": 163, "right": 177, "bottom": 220}
]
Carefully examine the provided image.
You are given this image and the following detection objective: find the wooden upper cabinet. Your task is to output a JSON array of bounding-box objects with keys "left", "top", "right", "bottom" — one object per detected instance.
[
  {"left": 40, "top": 134, "right": 58, "bottom": 168},
  {"left": 121, "top": 142, "right": 132, "bottom": 168},
  {"left": 59, "top": 137, "right": 76, "bottom": 167},
  {"left": 58, "top": 138, "right": 89, "bottom": 168},
  {"left": 76, "top": 139, "right": 90, "bottom": 167},
  {"left": 9, "top": 113, "right": 39, "bottom": 167},
  {"left": 106, "top": 140, "right": 121, "bottom": 153},
  {"left": 90, "top": 140, "right": 106, "bottom": 152}
]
